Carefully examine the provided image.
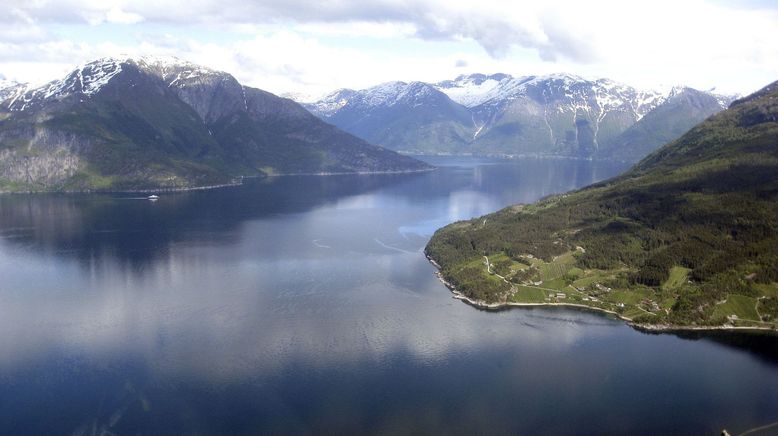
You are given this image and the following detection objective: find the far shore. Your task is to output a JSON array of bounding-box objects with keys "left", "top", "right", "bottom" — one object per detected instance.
[
  {"left": 401, "top": 151, "right": 636, "bottom": 164},
  {"left": 0, "top": 166, "right": 436, "bottom": 195},
  {"left": 425, "top": 255, "right": 778, "bottom": 335},
  {"left": 263, "top": 166, "right": 435, "bottom": 177},
  {"left": 0, "top": 180, "right": 244, "bottom": 195}
]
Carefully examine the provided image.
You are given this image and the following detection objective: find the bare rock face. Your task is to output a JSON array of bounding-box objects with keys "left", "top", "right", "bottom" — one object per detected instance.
[{"left": 0, "top": 128, "right": 85, "bottom": 190}]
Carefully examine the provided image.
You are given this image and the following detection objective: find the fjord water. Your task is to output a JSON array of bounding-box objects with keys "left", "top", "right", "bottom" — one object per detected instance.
[{"left": 0, "top": 157, "right": 776, "bottom": 435}]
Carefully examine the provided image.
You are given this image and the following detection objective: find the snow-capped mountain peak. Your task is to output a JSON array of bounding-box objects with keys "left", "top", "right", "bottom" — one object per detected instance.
[
  {"left": 360, "top": 81, "right": 408, "bottom": 106},
  {"left": 313, "top": 81, "right": 440, "bottom": 112},
  {"left": 432, "top": 72, "right": 667, "bottom": 122},
  {"left": 279, "top": 91, "right": 324, "bottom": 104},
  {"left": 0, "top": 56, "right": 237, "bottom": 113},
  {"left": 304, "top": 88, "right": 357, "bottom": 117},
  {"left": 2, "top": 57, "right": 128, "bottom": 111},
  {"left": 434, "top": 73, "right": 605, "bottom": 108},
  {"left": 359, "top": 81, "right": 438, "bottom": 107},
  {"left": 532, "top": 72, "right": 587, "bottom": 85},
  {"left": 79, "top": 58, "right": 125, "bottom": 96},
  {"left": 667, "top": 85, "right": 692, "bottom": 98},
  {"left": 133, "top": 55, "right": 225, "bottom": 87},
  {"left": 0, "top": 80, "right": 28, "bottom": 105},
  {"left": 303, "top": 71, "right": 732, "bottom": 159},
  {"left": 434, "top": 73, "right": 514, "bottom": 107}
]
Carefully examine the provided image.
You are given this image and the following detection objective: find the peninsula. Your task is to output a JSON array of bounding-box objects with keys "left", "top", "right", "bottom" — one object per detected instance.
[{"left": 426, "top": 81, "right": 778, "bottom": 332}]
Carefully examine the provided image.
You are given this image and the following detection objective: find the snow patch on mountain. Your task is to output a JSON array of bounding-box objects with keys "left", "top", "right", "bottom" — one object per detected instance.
[
  {"left": 0, "top": 80, "right": 28, "bottom": 105},
  {"left": 435, "top": 73, "right": 665, "bottom": 121},
  {"left": 280, "top": 91, "right": 324, "bottom": 104},
  {"left": 134, "top": 55, "right": 224, "bottom": 87},
  {"left": 81, "top": 59, "right": 124, "bottom": 96},
  {"left": 435, "top": 74, "right": 511, "bottom": 107},
  {"left": 592, "top": 79, "right": 665, "bottom": 120},
  {"left": 306, "top": 81, "right": 442, "bottom": 117},
  {"left": 305, "top": 89, "right": 357, "bottom": 117},
  {"left": 356, "top": 81, "right": 435, "bottom": 107},
  {"left": 715, "top": 93, "right": 739, "bottom": 109},
  {"left": 0, "top": 55, "right": 239, "bottom": 113},
  {"left": 4, "top": 57, "right": 128, "bottom": 111}
]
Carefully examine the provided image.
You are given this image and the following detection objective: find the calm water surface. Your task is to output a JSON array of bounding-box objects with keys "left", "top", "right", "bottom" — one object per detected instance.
[{"left": 0, "top": 156, "right": 776, "bottom": 435}]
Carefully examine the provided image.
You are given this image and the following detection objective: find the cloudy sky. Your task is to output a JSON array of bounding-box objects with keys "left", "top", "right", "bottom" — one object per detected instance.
[{"left": 1, "top": 0, "right": 777, "bottom": 99}]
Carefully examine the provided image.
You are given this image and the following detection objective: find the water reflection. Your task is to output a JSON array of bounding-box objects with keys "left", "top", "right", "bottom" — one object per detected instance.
[
  {"left": 646, "top": 329, "right": 778, "bottom": 365},
  {"left": 0, "top": 157, "right": 624, "bottom": 271},
  {"left": 0, "top": 173, "right": 421, "bottom": 267},
  {"left": 1, "top": 157, "right": 776, "bottom": 435}
]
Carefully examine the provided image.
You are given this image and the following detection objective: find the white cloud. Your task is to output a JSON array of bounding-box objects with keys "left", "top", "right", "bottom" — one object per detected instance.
[
  {"left": 103, "top": 7, "right": 145, "bottom": 24},
  {"left": 0, "top": 0, "right": 776, "bottom": 96}
]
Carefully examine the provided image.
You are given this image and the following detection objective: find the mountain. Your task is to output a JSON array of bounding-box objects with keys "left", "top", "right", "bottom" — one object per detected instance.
[
  {"left": 305, "top": 82, "right": 474, "bottom": 154},
  {"left": 0, "top": 80, "right": 26, "bottom": 103},
  {"left": 306, "top": 73, "right": 730, "bottom": 159},
  {"left": 454, "top": 74, "right": 667, "bottom": 157},
  {"left": 425, "top": 81, "right": 778, "bottom": 329},
  {"left": 434, "top": 73, "right": 512, "bottom": 107},
  {"left": 595, "top": 86, "right": 736, "bottom": 161},
  {"left": 0, "top": 57, "right": 431, "bottom": 192}
]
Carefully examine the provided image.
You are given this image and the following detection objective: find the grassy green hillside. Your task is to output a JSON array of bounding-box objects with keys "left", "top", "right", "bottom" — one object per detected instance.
[{"left": 426, "top": 81, "right": 778, "bottom": 329}]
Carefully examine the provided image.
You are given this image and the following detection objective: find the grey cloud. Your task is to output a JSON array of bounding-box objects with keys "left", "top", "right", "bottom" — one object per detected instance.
[
  {"left": 0, "top": 0, "right": 598, "bottom": 63},
  {"left": 455, "top": 59, "right": 468, "bottom": 68}
]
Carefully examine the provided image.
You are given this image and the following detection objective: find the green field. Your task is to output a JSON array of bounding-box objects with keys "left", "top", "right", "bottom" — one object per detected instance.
[
  {"left": 712, "top": 294, "right": 760, "bottom": 321},
  {"left": 509, "top": 286, "right": 548, "bottom": 303},
  {"left": 662, "top": 267, "right": 690, "bottom": 291},
  {"left": 473, "top": 249, "right": 667, "bottom": 319}
]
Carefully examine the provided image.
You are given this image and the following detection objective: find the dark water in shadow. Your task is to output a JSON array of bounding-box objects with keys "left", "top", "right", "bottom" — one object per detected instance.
[{"left": 0, "top": 156, "right": 776, "bottom": 435}]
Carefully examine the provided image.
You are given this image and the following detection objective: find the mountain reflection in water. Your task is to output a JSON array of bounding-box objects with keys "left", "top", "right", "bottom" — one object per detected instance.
[{"left": 0, "top": 157, "right": 775, "bottom": 435}]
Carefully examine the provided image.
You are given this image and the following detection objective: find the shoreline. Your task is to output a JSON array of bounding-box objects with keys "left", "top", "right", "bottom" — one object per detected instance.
[
  {"left": 425, "top": 254, "right": 777, "bottom": 334},
  {"left": 264, "top": 167, "right": 435, "bottom": 177},
  {"left": 402, "top": 151, "right": 634, "bottom": 164},
  {"left": 0, "top": 181, "right": 244, "bottom": 195},
  {"left": 0, "top": 167, "right": 435, "bottom": 195}
]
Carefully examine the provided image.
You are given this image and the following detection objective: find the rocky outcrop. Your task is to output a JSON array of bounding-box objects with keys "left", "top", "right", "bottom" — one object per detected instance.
[{"left": 0, "top": 128, "right": 86, "bottom": 190}]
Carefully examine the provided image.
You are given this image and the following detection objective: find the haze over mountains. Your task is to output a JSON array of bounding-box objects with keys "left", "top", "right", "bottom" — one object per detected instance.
[
  {"left": 304, "top": 73, "right": 735, "bottom": 161},
  {"left": 0, "top": 57, "right": 430, "bottom": 192}
]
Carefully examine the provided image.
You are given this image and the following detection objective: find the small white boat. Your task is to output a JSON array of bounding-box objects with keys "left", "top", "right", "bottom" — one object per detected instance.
[{"left": 147, "top": 195, "right": 159, "bottom": 201}]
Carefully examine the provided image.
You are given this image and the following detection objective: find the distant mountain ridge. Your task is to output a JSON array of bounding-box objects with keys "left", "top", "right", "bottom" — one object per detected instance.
[
  {"left": 303, "top": 73, "right": 735, "bottom": 160},
  {"left": 595, "top": 86, "right": 727, "bottom": 161},
  {"left": 0, "top": 57, "right": 431, "bottom": 192},
  {"left": 308, "top": 81, "right": 474, "bottom": 154}
]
